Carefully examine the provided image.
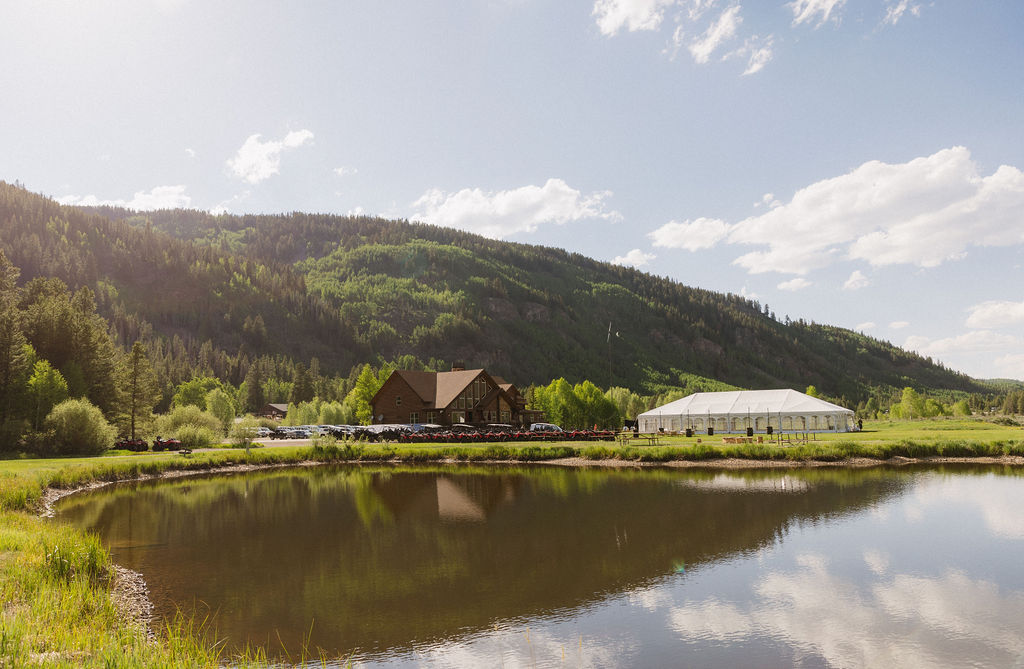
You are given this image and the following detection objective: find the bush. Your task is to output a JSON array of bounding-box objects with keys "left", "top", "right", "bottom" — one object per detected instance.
[
  {"left": 43, "top": 399, "right": 116, "bottom": 456},
  {"left": 229, "top": 415, "right": 261, "bottom": 448},
  {"left": 175, "top": 425, "right": 216, "bottom": 450},
  {"left": 154, "top": 405, "right": 222, "bottom": 436}
]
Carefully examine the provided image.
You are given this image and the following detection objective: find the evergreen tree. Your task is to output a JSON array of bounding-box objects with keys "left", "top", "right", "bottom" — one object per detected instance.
[
  {"left": 0, "top": 252, "right": 28, "bottom": 431},
  {"left": 122, "top": 342, "right": 160, "bottom": 439},
  {"left": 290, "top": 363, "right": 315, "bottom": 404},
  {"left": 242, "top": 362, "right": 265, "bottom": 413}
]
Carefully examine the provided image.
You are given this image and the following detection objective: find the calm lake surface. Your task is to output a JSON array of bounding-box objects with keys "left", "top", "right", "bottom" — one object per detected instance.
[{"left": 56, "top": 464, "right": 1024, "bottom": 667}]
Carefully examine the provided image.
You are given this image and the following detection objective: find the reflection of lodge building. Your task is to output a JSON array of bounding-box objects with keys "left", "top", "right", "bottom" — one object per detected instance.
[
  {"left": 369, "top": 472, "right": 522, "bottom": 522},
  {"left": 370, "top": 364, "right": 543, "bottom": 427}
]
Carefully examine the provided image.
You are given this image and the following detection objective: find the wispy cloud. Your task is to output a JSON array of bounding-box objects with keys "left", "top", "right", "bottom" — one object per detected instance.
[
  {"left": 612, "top": 248, "right": 656, "bottom": 267},
  {"left": 856, "top": 321, "right": 877, "bottom": 331},
  {"left": 649, "top": 147, "right": 1024, "bottom": 276},
  {"left": 843, "top": 270, "right": 870, "bottom": 290},
  {"left": 881, "top": 0, "right": 921, "bottom": 27},
  {"left": 58, "top": 185, "right": 191, "bottom": 210},
  {"left": 411, "top": 178, "right": 620, "bottom": 239},
  {"left": 592, "top": 0, "right": 676, "bottom": 36},
  {"left": 788, "top": 0, "right": 847, "bottom": 28},
  {"left": 778, "top": 277, "right": 811, "bottom": 291},
  {"left": 226, "top": 129, "right": 314, "bottom": 184},
  {"left": 688, "top": 6, "right": 742, "bottom": 64}
]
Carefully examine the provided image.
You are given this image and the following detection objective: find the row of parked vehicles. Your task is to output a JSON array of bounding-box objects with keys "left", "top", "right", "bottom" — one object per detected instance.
[
  {"left": 115, "top": 423, "right": 612, "bottom": 452},
  {"left": 262, "top": 422, "right": 615, "bottom": 444},
  {"left": 114, "top": 437, "right": 183, "bottom": 452}
]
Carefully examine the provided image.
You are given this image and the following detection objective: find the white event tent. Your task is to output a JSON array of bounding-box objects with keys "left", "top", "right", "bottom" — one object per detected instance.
[{"left": 637, "top": 389, "right": 856, "bottom": 434}]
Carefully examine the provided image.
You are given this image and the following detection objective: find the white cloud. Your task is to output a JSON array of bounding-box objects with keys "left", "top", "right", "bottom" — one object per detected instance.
[
  {"left": 688, "top": 5, "right": 742, "bottom": 64},
  {"left": 882, "top": 0, "right": 921, "bottom": 26},
  {"left": 843, "top": 270, "right": 870, "bottom": 290},
  {"left": 778, "top": 277, "right": 811, "bottom": 291},
  {"left": 965, "top": 300, "right": 1024, "bottom": 329},
  {"left": 890, "top": 320, "right": 909, "bottom": 330},
  {"left": 226, "top": 129, "right": 314, "bottom": 184},
  {"left": 410, "top": 178, "right": 619, "bottom": 239},
  {"left": 666, "top": 147, "right": 1024, "bottom": 276},
  {"left": 904, "top": 330, "right": 1022, "bottom": 358},
  {"left": 649, "top": 217, "right": 730, "bottom": 251},
  {"left": 737, "top": 34, "right": 774, "bottom": 75},
  {"left": 334, "top": 166, "right": 358, "bottom": 177},
  {"left": 856, "top": 321, "right": 876, "bottom": 331},
  {"left": 185, "top": 148, "right": 196, "bottom": 158},
  {"left": 612, "top": 248, "right": 656, "bottom": 267},
  {"left": 788, "top": 0, "right": 846, "bottom": 27},
  {"left": 593, "top": 0, "right": 676, "bottom": 36},
  {"left": 57, "top": 185, "right": 191, "bottom": 210},
  {"left": 994, "top": 354, "right": 1024, "bottom": 381}
]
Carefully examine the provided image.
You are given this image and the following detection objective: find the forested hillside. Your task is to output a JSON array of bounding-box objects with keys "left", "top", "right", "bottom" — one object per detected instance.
[{"left": 23, "top": 183, "right": 980, "bottom": 406}]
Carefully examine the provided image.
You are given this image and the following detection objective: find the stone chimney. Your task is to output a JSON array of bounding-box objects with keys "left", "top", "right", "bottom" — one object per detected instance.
[{"left": 451, "top": 361, "right": 466, "bottom": 372}]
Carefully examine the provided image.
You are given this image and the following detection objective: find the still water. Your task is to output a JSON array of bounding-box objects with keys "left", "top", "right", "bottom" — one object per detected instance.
[{"left": 56, "top": 464, "right": 1024, "bottom": 667}]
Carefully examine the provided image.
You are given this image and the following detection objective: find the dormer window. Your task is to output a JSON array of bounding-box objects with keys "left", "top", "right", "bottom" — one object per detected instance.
[{"left": 396, "top": 396, "right": 402, "bottom": 406}]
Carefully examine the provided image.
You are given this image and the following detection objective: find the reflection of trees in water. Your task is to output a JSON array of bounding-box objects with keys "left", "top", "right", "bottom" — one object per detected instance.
[{"left": 56, "top": 464, "right": 930, "bottom": 660}]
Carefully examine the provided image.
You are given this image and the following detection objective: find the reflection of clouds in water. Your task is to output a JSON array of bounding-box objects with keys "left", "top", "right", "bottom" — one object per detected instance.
[
  {"left": 863, "top": 549, "right": 889, "bottom": 575},
  {"left": 374, "top": 623, "right": 632, "bottom": 669},
  {"left": 903, "top": 475, "right": 1024, "bottom": 539},
  {"left": 669, "top": 599, "right": 751, "bottom": 641},
  {"left": 875, "top": 571, "right": 1024, "bottom": 656},
  {"left": 665, "top": 553, "right": 1024, "bottom": 669}
]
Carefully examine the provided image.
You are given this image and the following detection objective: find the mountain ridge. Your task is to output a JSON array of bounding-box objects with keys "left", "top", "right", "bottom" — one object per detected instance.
[{"left": 0, "top": 181, "right": 988, "bottom": 404}]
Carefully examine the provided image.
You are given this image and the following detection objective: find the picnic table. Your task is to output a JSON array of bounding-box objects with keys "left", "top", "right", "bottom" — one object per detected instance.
[{"left": 618, "top": 432, "right": 660, "bottom": 446}]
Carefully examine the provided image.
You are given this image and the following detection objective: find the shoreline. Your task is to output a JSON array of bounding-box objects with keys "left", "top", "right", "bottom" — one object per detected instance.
[{"left": 38, "top": 452, "right": 1024, "bottom": 649}]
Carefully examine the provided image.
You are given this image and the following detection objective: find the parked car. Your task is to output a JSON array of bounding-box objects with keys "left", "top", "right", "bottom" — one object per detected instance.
[{"left": 529, "top": 422, "right": 563, "bottom": 432}]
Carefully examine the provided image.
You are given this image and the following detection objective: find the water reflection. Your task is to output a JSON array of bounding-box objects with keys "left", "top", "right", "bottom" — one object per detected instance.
[{"left": 54, "top": 465, "right": 1024, "bottom": 667}]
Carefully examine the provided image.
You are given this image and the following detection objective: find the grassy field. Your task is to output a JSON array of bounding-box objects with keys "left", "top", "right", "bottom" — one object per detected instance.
[{"left": 0, "top": 417, "right": 1021, "bottom": 667}]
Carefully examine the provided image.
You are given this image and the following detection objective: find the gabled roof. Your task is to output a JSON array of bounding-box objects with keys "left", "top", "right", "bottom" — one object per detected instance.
[
  {"left": 378, "top": 368, "right": 511, "bottom": 410},
  {"left": 390, "top": 370, "right": 439, "bottom": 404},
  {"left": 434, "top": 369, "right": 488, "bottom": 408},
  {"left": 638, "top": 389, "right": 853, "bottom": 417}
]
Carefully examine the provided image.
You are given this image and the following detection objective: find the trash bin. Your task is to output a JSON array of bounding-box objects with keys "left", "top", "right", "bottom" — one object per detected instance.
[
  {"left": 707, "top": 427, "right": 714, "bottom": 436},
  {"left": 746, "top": 427, "right": 754, "bottom": 437},
  {"left": 685, "top": 428, "right": 693, "bottom": 437}
]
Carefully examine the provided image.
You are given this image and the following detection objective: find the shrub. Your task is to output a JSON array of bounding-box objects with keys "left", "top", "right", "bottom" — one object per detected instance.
[
  {"left": 43, "top": 399, "right": 116, "bottom": 456},
  {"left": 175, "top": 425, "right": 216, "bottom": 450},
  {"left": 154, "top": 405, "right": 222, "bottom": 436},
  {"left": 229, "top": 415, "right": 261, "bottom": 448}
]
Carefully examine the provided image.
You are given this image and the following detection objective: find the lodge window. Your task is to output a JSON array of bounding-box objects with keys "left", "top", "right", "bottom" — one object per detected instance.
[
  {"left": 409, "top": 412, "right": 419, "bottom": 424},
  {"left": 396, "top": 396, "right": 402, "bottom": 406},
  {"left": 451, "top": 411, "right": 465, "bottom": 423},
  {"left": 500, "top": 411, "right": 510, "bottom": 423},
  {"left": 426, "top": 411, "right": 438, "bottom": 423}
]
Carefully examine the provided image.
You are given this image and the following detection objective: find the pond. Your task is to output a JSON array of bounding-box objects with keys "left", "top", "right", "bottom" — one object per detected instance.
[{"left": 55, "top": 464, "right": 1024, "bottom": 667}]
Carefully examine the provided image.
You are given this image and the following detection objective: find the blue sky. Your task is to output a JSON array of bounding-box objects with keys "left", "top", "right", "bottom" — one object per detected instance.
[{"left": 3, "top": 1, "right": 1023, "bottom": 381}]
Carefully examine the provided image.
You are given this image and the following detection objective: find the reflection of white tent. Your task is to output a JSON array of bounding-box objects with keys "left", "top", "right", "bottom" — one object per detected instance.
[{"left": 637, "top": 389, "right": 855, "bottom": 434}]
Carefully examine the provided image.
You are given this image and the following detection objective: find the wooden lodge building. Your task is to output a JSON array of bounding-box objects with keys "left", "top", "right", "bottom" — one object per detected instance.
[{"left": 370, "top": 364, "right": 543, "bottom": 427}]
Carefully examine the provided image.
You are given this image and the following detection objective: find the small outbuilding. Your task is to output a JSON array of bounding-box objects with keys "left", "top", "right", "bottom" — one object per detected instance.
[
  {"left": 259, "top": 403, "right": 289, "bottom": 420},
  {"left": 637, "top": 389, "right": 855, "bottom": 434}
]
